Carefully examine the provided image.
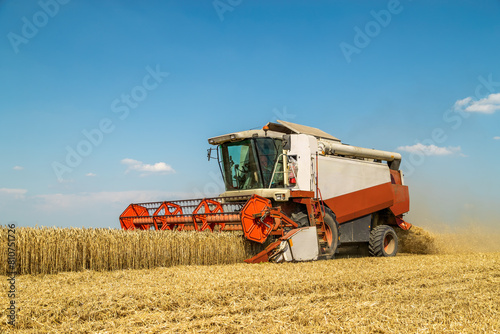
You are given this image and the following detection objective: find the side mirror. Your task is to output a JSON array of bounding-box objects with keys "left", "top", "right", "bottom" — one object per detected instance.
[{"left": 207, "top": 148, "right": 218, "bottom": 161}]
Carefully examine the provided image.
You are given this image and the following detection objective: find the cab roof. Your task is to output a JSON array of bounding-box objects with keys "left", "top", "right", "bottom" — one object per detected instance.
[
  {"left": 208, "top": 120, "right": 340, "bottom": 145},
  {"left": 265, "top": 120, "right": 340, "bottom": 142}
]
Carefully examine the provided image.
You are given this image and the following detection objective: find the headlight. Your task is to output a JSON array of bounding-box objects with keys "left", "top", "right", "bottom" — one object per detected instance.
[{"left": 275, "top": 193, "right": 286, "bottom": 201}]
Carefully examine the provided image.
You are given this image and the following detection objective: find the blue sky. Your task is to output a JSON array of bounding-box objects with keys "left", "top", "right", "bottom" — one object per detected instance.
[{"left": 1, "top": 0, "right": 499, "bottom": 231}]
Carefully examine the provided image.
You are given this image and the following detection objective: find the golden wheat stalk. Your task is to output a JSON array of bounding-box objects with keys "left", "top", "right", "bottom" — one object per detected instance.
[{"left": 0, "top": 227, "right": 260, "bottom": 275}]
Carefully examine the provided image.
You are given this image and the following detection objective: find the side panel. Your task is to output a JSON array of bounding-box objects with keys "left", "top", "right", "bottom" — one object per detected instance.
[
  {"left": 389, "top": 169, "right": 410, "bottom": 216},
  {"left": 338, "top": 215, "right": 372, "bottom": 243},
  {"left": 323, "top": 183, "right": 395, "bottom": 223},
  {"left": 316, "top": 147, "right": 400, "bottom": 224},
  {"left": 390, "top": 184, "right": 410, "bottom": 216},
  {"left": 318, "top": 155, "right": 391, "bottom": 198},
  {"left": 281, "top": 227, "right": 319, "bottom": 262}
]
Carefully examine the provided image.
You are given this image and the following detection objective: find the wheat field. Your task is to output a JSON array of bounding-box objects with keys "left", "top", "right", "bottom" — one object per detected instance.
[
  {"left": 0, "top": 252, "right": 499, "bottom": 333},
  {"left": 2, "top": 225, "right": 498, "bottom": 276},
  {"left": 0, "top": 227, "right": 261, "bottom": 275},
  {"left": 1, "top": 226, "right": 499, "bottom": 333}
]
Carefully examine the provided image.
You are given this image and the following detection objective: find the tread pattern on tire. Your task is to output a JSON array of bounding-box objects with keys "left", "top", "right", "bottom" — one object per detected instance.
[
  {"left": 290, "top": 211, "right": 309, "bottom": 228},
  {"left": 321, "top": 208, "right": 340, "bottom": 260},
  {"left": 369, "top": 225, "right": 398, "bottom": 257}
]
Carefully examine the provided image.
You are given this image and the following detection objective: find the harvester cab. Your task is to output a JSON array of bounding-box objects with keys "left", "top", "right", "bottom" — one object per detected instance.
[{"left": 120, "top": 120, "right": 412, "bottom": 263}]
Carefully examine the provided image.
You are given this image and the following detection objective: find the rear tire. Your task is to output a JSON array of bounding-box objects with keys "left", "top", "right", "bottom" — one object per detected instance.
[{"left": 369, "top": 225, "right": 398, "bottom": 257}]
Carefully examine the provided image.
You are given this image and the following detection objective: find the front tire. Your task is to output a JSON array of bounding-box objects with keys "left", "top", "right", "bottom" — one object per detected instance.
[
  {"left": 369, "top": 225, "right": 398, "bottom": 257},
  {"left": 320, "top": 209, "right": 339, "bottom": 259},
  {"left": 290, "top": 211, "right": 310, "bottom": 228}
]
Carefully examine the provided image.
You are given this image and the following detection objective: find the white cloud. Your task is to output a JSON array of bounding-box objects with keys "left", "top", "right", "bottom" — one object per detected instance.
[
  {"left": 0, "top": 188, "right": 27, "bottom": 199},
  {"left": 86, "top": 173, "right": 96, "bottom": 177},
  {"left": 13, "top": 166, "right": 24, "bottom": 170},
  {"left": 494, "top": 136, "right": 500, "bottom": 140},
  {"left": 454, "top": 97, "right": 472, "bottom": 109},
  {"left": 454, "top": 93, "right": 500, "bottom": 114},
  {"left": 121, "top": 158, "right": 175, "bottom": 176},
  {"left": 397, "top": 143, "right": 462, "bottom": 156}
]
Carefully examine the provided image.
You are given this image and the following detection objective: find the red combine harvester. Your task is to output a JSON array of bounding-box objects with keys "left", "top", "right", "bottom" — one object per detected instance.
[{"left": 120, "top": 120, "right": 411, "bottom": 263}]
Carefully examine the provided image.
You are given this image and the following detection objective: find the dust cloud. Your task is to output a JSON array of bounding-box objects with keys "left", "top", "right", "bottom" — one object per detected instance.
[{"left": 398, "top": 224, "right": 500, "bottom": 254}]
